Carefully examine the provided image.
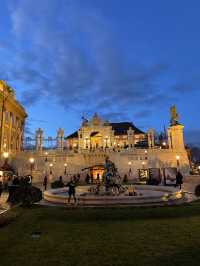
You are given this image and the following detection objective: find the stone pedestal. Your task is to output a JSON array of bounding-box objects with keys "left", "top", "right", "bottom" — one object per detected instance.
[{"left": 168, "top": 124, "right": 184, "bottom": 150}]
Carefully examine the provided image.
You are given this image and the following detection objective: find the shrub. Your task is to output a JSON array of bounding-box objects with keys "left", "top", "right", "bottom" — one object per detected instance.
[
  {"left": 8, "top": 185, "right": 42, "bottom": 207},
  {"left": 51, "top": 180, "right": 64, "bottom": 189},
  {"left": 195, "top": 184, "right": 200, "bottom": 197}
]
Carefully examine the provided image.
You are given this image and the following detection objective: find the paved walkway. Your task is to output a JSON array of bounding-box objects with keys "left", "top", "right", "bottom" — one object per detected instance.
[{"left": 0, "top": 192, "right": 10, "bottom": 214}]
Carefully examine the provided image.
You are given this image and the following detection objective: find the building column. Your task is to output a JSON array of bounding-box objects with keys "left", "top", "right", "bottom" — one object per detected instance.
[
  {"left": 147, "top": 129, "right": 154, "bottom": 148},
  {"left": 57, "top": 128, "right": 64, "bottom": 150},
  {"left": 36, "top": 128, "right": 43, "bottom": 151},
  {"left": 127, "top": 127, "right": 135, "bottom": 148}
]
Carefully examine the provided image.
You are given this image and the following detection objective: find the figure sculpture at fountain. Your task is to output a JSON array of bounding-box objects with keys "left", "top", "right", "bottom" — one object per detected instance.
[{"left": 103, "top": 157, "right": 122, "bottom": 194}]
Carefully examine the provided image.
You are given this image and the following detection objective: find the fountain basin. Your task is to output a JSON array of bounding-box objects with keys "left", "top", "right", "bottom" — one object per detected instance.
[{"left": 43, "top": 185, "right": 184, "bottom": 206}]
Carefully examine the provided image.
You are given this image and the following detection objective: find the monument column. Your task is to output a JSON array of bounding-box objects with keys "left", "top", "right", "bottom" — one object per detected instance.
[
  {"left": 57, "top": 128, "right": 64, "bottom": 150},
  {"left": 127, "top": 127, "right": 135, "bottom": 148},
  {"left": 147, "top": 129, "right": 154, "bottom": 148},
  {"left": 168, "top": 105, "right": 185, "bottom": 150},
  {"left": 168, "top": 124, "right": 184, "bottom": 150},
  {"left": 35, "top": 128, "right": 43, "bottom": 151}
]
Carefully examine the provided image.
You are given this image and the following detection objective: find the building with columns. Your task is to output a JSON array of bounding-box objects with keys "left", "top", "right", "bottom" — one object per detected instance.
[
  {"left": 0, "top": 80, "right": 27, "bottom": 155},
  {"left": 10, "top": 107, "right": 190, "bottom": 183},
  {"left": 66, "top": 113, "right": 146, "bottom": 150}
]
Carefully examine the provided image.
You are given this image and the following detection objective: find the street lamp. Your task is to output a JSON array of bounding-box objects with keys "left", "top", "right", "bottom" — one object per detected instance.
[
  {"left": 64, "top": 163, "right": 67, "bottom": 175},
  {"left": 49, "top": 163, "right": 53, "bottom": 175},
  {"left": 176, "top": 155, "right": 180, "bottom": 168},
  {"left": 198, "top": 165, "right": 200, "bottom": 174},
  {"left": 162, "top": 142, "right": 167, "bottom": 148},
  {"left": 29, "top": 157, "right": 35, "bottom": 176},
  {"left": 44, "top": 151, "right": 48, "bottom": 162},
  {"left": 3, "top": 152, "right": 9, "bottom": 159},
  {"left": 142, "top": 161, "right": 145, "bottom": 169}
]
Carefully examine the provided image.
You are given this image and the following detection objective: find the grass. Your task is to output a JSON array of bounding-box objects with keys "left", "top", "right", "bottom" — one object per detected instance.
[{"left": 1, "top": 203, "right": 200, "bottom": 266}]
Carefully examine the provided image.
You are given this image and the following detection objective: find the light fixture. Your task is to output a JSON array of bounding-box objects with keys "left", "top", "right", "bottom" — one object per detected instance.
[
  {"left": 29, "top": 157, "right": 35, "bottom": 164},
  {"left": 176, "top": 155, "right": 180, "bottom": 160},
  {"left": 3, "top": 152, "right": 9, "bottom": 159},
  {"left": 128, "top": 161, "right": 132, "bottom": 165},
  {"left": 64, "top": 163, "right": 67, "bottom": 167},
  {"left": 144, "top": 150, "right": 147, "bottom": 154},
  {"left": 49, "top": 163, "right": 53, "bottom": 167}
]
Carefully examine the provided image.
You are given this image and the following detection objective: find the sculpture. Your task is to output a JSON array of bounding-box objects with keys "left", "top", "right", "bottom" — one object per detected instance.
[
  {"left": 103, "top": 156, "right": 120, "bottom": 192},
  {"left": 170, "top": 105, "right": 179, "bottom": 126}
]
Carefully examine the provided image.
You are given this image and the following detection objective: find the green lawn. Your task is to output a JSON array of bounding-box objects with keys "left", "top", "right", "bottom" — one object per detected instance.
[{"left": 1, "top": 203, "right": 200, "bottom": 266}]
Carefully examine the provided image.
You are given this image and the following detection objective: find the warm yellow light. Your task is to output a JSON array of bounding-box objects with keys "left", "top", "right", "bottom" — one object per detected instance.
[
  {"left": 3, "top": 152, "right": 9, "bottom": 158},
  {"left": 198, "top": 165, "right": 200, "bottom": 170},
  {"left": 29, "top": 157, "right": 35, "bottom": 164},
  {"left": 49, "top": 163, "right": 53, "bottom": 167},
  {"left": 144, "top": 150, "right": 147, "bottom": 154},
  {"left": 142, "top": 161, "right": 145, "bottom": 165},
  {"left": 128, "top": 161, "right": 132, "bottom": 165},
  {"left": 176, "top": 155, "right": 180, "bottom": 160},
  {"left": 162, "top": 142, "right": 166, "bottom": 146},
  {"left": 45, "top": 152, "right": 48, "bottom": 155},
  {"left": 64, "top": 163, "right": 67, "bottom": 167}
]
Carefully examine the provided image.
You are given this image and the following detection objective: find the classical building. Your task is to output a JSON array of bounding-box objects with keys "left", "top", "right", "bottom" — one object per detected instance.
[
  {"left": 66, "top": 113, "right": 146, "bottom": 150},
  {"left": 0, "top": 80, "right": 27, "bottom": 155},
  {"left": 11, "top": 107, "right": 190, "bottom": 182}
]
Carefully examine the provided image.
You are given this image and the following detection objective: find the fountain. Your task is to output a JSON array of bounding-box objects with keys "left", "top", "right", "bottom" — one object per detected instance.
[{"left": 43, "top": 157, "right": 185, "bottom": 206}]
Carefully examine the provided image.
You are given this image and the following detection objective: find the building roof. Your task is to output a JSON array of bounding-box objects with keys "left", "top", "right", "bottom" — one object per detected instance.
[
  {"left": 110, "top": 122, "right": 144, "bottom": 135},
  {"left": 66, "top": 131, "right": 78, "bottom": 139},
  {"left": 66, "top": 122, "right": 144, "bottom": 139}
]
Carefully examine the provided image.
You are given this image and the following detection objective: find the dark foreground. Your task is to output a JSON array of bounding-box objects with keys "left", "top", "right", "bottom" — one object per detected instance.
[{"left": 1, "top": 203, "right": 200, "bottom": 266}]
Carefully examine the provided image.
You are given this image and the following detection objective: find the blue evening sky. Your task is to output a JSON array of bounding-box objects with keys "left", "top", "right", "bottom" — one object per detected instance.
[{"left": 0, "top": 0, "right": 200, "bottom": 145}]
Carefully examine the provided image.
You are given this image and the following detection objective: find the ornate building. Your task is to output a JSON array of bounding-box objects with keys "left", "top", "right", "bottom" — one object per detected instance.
[
  {"left": 0, "top": 80, "right": 27, "bottom": 155},
  {"left": 11, "top": 107, "right": 190, "bottom": 182},
  {"left": 66, "top": 113, "right": 146, "bottom": 150}
]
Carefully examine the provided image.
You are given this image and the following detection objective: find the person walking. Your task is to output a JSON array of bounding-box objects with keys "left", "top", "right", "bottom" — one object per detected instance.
[
  {"left": 43, "top": 176, "right": 48, "bottom": 191},
  {"left": 66, "top": 178, "right": 77, "bottom": 204}
]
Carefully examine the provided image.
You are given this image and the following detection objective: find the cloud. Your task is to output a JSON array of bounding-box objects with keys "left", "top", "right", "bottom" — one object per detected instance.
[
  {"left": 0, "top": 0, "right": 179, "bottom": 122},
  {"left": 185, "top": 129, "right": 200, "bottom": 147}
]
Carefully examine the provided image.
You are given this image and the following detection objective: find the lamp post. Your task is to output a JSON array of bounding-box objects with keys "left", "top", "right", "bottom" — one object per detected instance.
[
  {"left": 44, "top": 151, "right": 48, "bottom": 162},
  {"left": 49, "top": 163, "right": 53, "bottom": 175},
  {"left": 128, "top": 161, "right": 132, "bottom": 176},
  {"left": 64, "top": 163, "right": 67, "bottom": 175},
  {"left": 29, "top": 157, "right": 35, "bottom": 176},
  {"left": 176, "top": 155, "right": 180, "bottom": 169},
  {"left": 142, "top": 161, "right": 145, "bottom": 169},
  {"left": 3, "top": 151, "right": 9, "bottom": 167}
]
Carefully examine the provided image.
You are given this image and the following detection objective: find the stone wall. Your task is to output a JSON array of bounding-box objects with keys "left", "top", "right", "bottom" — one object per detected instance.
[{"left": 9, "top": 147, "right": 190, "bottom": 183}]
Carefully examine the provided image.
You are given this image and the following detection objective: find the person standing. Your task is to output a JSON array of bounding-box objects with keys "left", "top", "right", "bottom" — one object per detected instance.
[
  {"left": 43, "top": 176, "right": 48, "bottom": 191},
  {"left": 66, "top": 178, "right": 76, "bottom": 204},
  {"left": 176, "top": 171, "right": 183, "bottom": 189}
]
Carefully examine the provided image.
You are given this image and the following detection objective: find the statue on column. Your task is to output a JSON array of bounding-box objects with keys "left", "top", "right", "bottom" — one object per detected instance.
[{"left": 170, "top": 105, "right": 179, "bottom": 126}]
